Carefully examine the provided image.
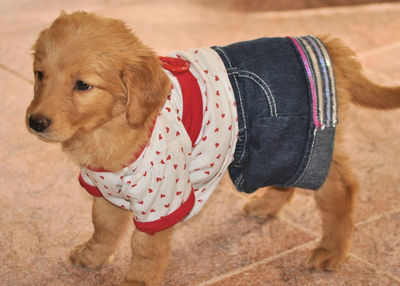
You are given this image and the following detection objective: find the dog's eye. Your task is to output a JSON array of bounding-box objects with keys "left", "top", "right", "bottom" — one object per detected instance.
[
  {"left": 75, "top": 80, "right": 92, "bottom": 91},
  {"left": 35, "top": 71, "right": 43, "bottom": 81}
]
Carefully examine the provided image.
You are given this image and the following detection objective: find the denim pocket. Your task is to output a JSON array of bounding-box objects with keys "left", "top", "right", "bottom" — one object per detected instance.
[{"left": 231, "top": 116, "right": 309, "bottom": 193}]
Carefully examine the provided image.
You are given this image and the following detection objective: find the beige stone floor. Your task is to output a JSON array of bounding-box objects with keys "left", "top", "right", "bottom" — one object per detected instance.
[{"left": 1, "top": 1, "right": 400, "bottom": 285}]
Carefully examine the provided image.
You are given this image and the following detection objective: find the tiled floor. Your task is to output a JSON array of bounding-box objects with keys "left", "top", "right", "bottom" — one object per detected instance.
[{"left": 1, "top": 1, "right": 399, "bottom": 285}]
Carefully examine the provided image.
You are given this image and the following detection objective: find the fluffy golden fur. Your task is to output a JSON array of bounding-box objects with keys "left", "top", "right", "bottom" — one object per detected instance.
[{"left": 26, "top": 11, "right": 400, "bottom": 286}]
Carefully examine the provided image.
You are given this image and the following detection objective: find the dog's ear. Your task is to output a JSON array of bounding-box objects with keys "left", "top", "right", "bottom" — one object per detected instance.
[{"left": 122, "top": 56, "right": 170, "bottom": 129}]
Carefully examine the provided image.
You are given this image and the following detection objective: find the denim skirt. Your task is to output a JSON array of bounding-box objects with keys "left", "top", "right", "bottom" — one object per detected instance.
[{"left": 212, "top": 36, "right": 337, "bottom": 193}]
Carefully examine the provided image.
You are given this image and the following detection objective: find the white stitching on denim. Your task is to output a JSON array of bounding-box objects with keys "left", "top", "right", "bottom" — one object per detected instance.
[
  {"left": 214, "top": 47, "right": 233, "bottom": 68},
  {"left": 229, "top": 69, "right": 248, "bottom": 164},
  {"left": 291, "top": 128, "right": 318, "bottom": 186},
  {"left": 229, "top": 70, "right": 278, "bottom": 117}
]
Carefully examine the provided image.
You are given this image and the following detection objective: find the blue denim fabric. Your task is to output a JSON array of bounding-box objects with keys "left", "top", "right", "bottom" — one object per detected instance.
[{"left": 212, "top": 37, "right": 336, "bottom": 193}]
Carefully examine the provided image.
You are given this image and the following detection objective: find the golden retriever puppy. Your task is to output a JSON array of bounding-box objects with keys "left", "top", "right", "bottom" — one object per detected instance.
[{"left": 26, "top": 11, "right": 400, "bottom": 286}]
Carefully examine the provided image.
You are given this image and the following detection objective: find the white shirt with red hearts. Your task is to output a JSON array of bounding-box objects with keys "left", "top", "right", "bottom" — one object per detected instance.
[{"left": 79, "top": 47, "right": 238, "bottom": 234}]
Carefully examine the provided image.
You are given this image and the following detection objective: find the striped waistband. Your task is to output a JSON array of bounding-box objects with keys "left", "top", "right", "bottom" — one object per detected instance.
[{"left": 289, "top": 36, "right": 337, "bottom": 129}]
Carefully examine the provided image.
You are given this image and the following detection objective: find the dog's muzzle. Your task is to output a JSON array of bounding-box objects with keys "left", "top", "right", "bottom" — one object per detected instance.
[{"left": 28, "top": 115, "right": 51, "bottom": 133}]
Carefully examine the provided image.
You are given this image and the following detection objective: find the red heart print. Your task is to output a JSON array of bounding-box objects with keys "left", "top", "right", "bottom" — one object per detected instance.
[
  {"left": 150, "top": 209, "right": 156, "bottom": 213},
  {"left": 216, "top": 90, "right": 220, "bottom": 96},
  {"left": 165, "top": 107, "right": 171, "bottom": 112},
  {"left": 204, "top": 171, "right": 210, "bottom": 175},
  {"left": 229, "top": 125, "right": 232, "bottom": 131},
  {"left": 217, "top": 154, "right": 221, "bottom": 159},
  {"left": 161, "top": 160, "right": 165, "bottom": 165},
  {"left": 120, "top": 176, "right": 124, "bottom": 180},
  {"left": 176, "top": 178, "right": 179, "bottom": 183},
  {"left": 148, "top": 188, "right": 153, "bottom": 193},
  {"left": 214, "top": 128, "right": 219, "bottom": 132},
  {"left": 138, "top": 201, "right": 144, "bottom": 205},
  {"left": 216, "top": 103, "right": 220, "bottom": 109},
  {"left": 166, "top": 127, "right": 170, "bottom": 133},
  {"left": 142, "top": 211, "right": 147, "bottom": 215},
  {"left": 156, "top": 177, "right": 162, "bottom": 182},
  {"left": 159, "top": 134, "right": 163, "bottom": 140},
  {"left": 131, "top": 184, "right": 137, "bottom": 188},
  {"left": 156, "top": 151, "right": 161, "bottom": 155},
  {"left": 204, "top": 70, "right": 209, "bottom": 74},
  {"left": 167, "top": 155, "right": 171, "bottom": 160},
  {"left": 215, "top": 143, "right": 220, "bottom": 148},
  {"left": 176, "top": 191, "right": 182, "bottom": 196},
  {"left": 100, "top": 176, "right": 104, "bottom": 180},
  {"left": 127, "top": 181, "right": 131, "bottom": 184},
  {"left": 215, "top": 75, "right": 219, "bottom": 81},
  {"left": 160, "top": 194, "right": 166, "bottom": 198},
  {"left": 164, "top": 204, "right": 170, "bottom": 208},
  {"left": 143, "top": 171, "right": 147, "bottom": 177},
  {"left": 126, "top": 195, "right": 131, "bottom": 199},
  {"left": 221, "top": 113, "right": 226, "bottom": 118},
  {"left": 174, "top": 164, "right": 178, "bottom": 169},
  {"left": 104, "top": 185, "right": 109, "bottom": 189},
  {"left": 210, "top": 163, "right": 215, "bottom": 167},
  {"left": 202, "top": 136, "right": 207, "bottom": 141},
  {"left": 176, "top": 131, "right": 181, "bottom": 136}
]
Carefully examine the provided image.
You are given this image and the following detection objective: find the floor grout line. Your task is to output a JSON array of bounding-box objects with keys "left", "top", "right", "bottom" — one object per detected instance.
[
  {"left": 0, "top": 63, "right": 33, "bottom": 85},
  {"left": 355, "top": 208, "right": 400, "bottom": 227},
  {"left": 349, "top": 253, "right": 400, "bottom": 283},
  {"left": 198, "top": 239, "right": 319, "bottom": 286}
]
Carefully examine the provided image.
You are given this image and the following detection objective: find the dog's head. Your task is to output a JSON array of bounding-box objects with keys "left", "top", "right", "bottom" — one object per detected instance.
[{"left": 26, "top": 11, "right": 169, "bottom": 143}]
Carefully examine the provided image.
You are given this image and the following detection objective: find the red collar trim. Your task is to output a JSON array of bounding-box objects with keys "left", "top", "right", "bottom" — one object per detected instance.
[{"left": 160, "top": 56, "right": 203, "bottom": 147}]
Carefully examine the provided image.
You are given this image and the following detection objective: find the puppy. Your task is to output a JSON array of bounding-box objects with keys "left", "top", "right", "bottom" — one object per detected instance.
[{"left": 26, "top": 11, "right": 400, "bottom": 286}]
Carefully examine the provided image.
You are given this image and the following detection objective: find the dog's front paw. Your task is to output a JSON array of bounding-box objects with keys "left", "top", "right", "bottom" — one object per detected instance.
[
  {"left": 69, "top": 243, "right": 115, "bottom": 268},
  {"left": 307, "top": 246, "right": 347, "bottom": 271}
]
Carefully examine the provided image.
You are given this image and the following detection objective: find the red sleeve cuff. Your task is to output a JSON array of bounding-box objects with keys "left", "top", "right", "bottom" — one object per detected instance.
[
  {"left": 133, "top": 189, "right": 195, "bottom": 235},
  {"left": 78, "top": 173, "right": 103, "bottom": 197}
]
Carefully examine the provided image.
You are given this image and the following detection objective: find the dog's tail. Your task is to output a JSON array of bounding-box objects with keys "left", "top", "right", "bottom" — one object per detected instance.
[{"left": 323, "top": 36, "right": 400, "bottom": 110}]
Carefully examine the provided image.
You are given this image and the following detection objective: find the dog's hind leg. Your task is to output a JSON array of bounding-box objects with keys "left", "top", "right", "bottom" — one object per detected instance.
[
  {"left": 307, "top": 146, "right": 359, "bottom": 270},
  {"left": 70, "top": 197, "right": 132, "bottom": 268},
  {"left": 243, "top": 186, "right": 295, "bottom": 218}
]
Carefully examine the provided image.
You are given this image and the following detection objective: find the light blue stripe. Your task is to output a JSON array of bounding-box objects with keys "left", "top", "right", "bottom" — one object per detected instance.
[{"left": 306, "top": 36, "right": 332, "bottom": 127}]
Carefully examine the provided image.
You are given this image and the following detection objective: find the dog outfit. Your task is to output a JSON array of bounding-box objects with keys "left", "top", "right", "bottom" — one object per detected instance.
[{"left": 79, "top": 36, "right": 337, "bottom": 235}]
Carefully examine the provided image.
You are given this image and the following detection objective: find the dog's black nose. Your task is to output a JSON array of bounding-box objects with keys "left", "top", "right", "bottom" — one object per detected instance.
[{"left": 29, "top": 115, "right": 51, "bottom": 132}]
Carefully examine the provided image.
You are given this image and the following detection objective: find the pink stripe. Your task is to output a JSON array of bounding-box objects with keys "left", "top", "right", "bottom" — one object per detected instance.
[{"left": 289, "top": 37, "right": 322, "bottom": 128}]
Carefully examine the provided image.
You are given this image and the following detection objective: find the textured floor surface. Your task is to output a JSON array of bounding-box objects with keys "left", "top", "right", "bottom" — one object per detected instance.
[{"left": 1, "top": 0, "right": 399, "bottom": 285}]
